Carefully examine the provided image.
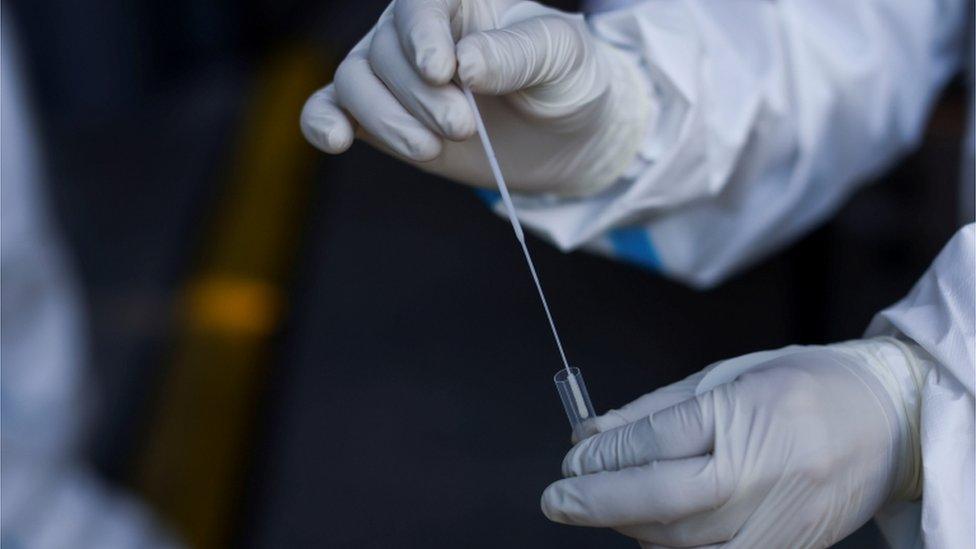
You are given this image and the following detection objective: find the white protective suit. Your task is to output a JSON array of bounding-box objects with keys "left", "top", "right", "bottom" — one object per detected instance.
[
  {"left": 865, "top": 225, "right": 974, "bottom": 548},
  {"left": 493, "top": 0, "right": 973, "bottom": 288},
  {"left": 1, "top": 22, "right": 177, "bottom": 549},
  {"left": 521, "top": 1, "right": 975, "bottom": 546},
  {"left": 542, "top": 226, "right": 974, "bottom": 548},
  {"left": 300, "top": 0, "right": 974, "bottom": 546},
  {"left": 529, "top": 1, "right": 974, "bottom": 546}
]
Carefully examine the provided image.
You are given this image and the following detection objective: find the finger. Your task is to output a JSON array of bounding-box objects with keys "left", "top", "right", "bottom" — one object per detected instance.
[
  {"left": 576, "top": 371, "right": 707, "bottom": 440},
  {"left": 619, "top": 509, "right": 740, "bottom": 547},
  {"left": 394, "top": 0, "right": 460, "bottom": 85},
  {"left": 333, "top": 51, "right": 442, "bottom": 161},
  {"left": 542, "top": 455, "right": 732, "bottom": 527},
  {"left": 456, "top": 15, "right": 586, "bottom": 95},
  {"left": 355, "top": 126, "right": 444, "bottom": 168},
  {"left": 368, "top": 20, "right": 475, "bottom": 141},
  {"left": 611, "top": 371, "right": 706, "bottom": 422},
  {"left": 640, "top": 542, "right": 723, "bottom": 548},
  {"left": 301, "top": 85, "right": 356, "bottom": 154},
  {"left": 563, "top": 394, "right": 714, "bottom": 477}
]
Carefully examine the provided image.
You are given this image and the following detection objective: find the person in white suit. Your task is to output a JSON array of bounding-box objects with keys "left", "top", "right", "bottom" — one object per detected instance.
[
  {"left": 1, "top": 23, "right": 176, "bottom": 549},
  {"left": 300, "top": 0, "right": 974, "bottom": 546}
]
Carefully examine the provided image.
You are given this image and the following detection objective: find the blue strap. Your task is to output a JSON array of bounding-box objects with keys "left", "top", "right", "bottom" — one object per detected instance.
[
  {"left": 474, "top": 189, "right": 502, "bottom": 207},
  {"left": 474, "top": 189, "right": 662, "bottom": 272},
  {"left": 608, "top": 226, "right": 662, "bottom": 271}
]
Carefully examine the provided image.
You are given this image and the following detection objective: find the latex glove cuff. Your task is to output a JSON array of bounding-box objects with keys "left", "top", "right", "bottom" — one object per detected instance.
[{"left": 830, "top": 337, "right": 933, "bottom": 502}]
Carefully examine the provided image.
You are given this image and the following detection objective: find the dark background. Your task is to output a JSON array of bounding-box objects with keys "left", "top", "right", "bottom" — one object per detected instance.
[{"left": 5, "top": 0, "right": 968, "bottom": 546}]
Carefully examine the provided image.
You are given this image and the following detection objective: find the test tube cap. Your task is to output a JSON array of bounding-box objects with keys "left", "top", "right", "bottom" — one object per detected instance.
[{"left": 554, "top": 367, "right": 596, "bottom": 435}]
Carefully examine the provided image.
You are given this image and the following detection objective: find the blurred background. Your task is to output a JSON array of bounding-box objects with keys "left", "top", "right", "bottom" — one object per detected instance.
[{"left": 0, "top": 0, "right": 967, "bottom": 547}]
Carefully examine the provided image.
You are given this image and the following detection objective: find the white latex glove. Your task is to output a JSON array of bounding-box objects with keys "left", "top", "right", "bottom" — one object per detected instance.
[
  {"left": 542, "top": 338, "right": 930, "bottom": 548},
  {"left": 300, "top": 0, "right": 651, "bottom": 196}
]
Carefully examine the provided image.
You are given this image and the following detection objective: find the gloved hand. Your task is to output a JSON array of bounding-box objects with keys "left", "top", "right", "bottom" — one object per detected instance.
[
  {"left": 300, "top": 0, "right": 652, "bottom": 196},
  {"left": 542, "top": 338, "right": 930, "bottom": 548}
]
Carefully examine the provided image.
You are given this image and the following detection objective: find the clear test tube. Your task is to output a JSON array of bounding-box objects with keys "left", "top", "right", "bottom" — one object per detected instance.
[{"left": 554, "top": 367, "right": 596, "bottom": 436}]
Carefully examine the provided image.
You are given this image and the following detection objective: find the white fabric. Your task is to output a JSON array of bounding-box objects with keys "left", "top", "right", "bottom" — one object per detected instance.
[
  {"left": 549, "top": 2, "right": 973, "bottom": 545},
  {"left": 509, "top": 0, "right": 969, "bottom": 287},
  {"left": 547, "top": 227, "right": 975, "bottom": 548},
  {"left": 866, "top": 224, "right": 976, "bottom": 549},
  {"left": 0, "top": 22, "right": 178, "bottom": 549},
  {"left": 300, "top": 0, "right": 652, "bottom": 196},
  {"left": 542, "top": 338, "right": 934, "bottom": 548},
  {"left": 299, "top": 1, "right": 974, "bottom": 545},
  {"left": 0, "top": 17, "right": 86, "bottom": 470}
]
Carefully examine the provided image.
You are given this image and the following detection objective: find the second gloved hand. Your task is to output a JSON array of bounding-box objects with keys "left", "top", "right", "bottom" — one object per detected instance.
[
  {"left": 300, "top": 0, "right": 651, "bottom": 196},
  {"left": 542, "top": 338, "right": 929, "bottom": 548}
]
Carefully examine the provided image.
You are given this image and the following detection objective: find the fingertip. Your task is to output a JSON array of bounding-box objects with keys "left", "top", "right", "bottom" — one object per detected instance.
[
  {"left": 455, "top": 37, "right": 487, "bottom": 90},
  {"left": 403, "top": 15, "right": 456, "bottom": 85},
  {"left": 561, "top": 436, "right": 594, "bottom": 478},
  {"left": 542, "top": 480, "right": 584, "bottom": 526},
  {"left": 300, "top": 116, "right": 347, "bottom": 155},
  {"left": 540, "top": 484, "right": 566, "bottom": 523},
  {"left": 402, "top": 132, "right": 443, "bottom": 162},
  {"left": 300, "top": 89, "right": 354, "bottom": 154},
  {"left": 415, "top": 46, "right": 455, "bottom": 85},
  {"left": 327, "top": 127, "right": 354, "bottom": 153},
  {"left": 441, "top": 101, "right": 476, "bottom": 141},
  {"left": 303, "top": 117, "right": 354, "bottom": 154},
  {"left": 395, "top": 0, "right": 457, "bottom": 83}
]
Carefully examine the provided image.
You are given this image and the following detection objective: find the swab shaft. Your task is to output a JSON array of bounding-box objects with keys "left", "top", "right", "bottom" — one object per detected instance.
[{"left": 462, "top": 87, "right": 571, "bottom": 375}]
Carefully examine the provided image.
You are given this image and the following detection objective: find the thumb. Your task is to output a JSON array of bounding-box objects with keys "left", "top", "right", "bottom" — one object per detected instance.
[
  {"left": 456, "top": 14, "right": 590, "bottom": 96},
  {"left": 573, "top": 369, "right": 708, "bottom": 443}
]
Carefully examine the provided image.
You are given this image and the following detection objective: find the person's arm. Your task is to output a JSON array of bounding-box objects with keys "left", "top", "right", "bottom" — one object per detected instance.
[
  {"left": 865, "top": 224, "right": 974, "bottom": 549},
  {"left": 300, "top": 0, "right": 966, "bottom": 287},
  {"left": 541, "top": 224, "right": 974, "bottom": 548},
  {"left": 505, "top": 0, "right": 968, "bottom": 287}
]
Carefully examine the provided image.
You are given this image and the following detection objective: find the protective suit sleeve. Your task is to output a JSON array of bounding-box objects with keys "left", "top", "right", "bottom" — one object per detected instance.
[
  {"left": 1, "top": 21, "right": 178, "bottom": 548},
  {"left": 486, "top": 0, "right": 968, "bottom": 287},
  {"left": 865, "top": 224, "right": 975, "bottom": 549}
]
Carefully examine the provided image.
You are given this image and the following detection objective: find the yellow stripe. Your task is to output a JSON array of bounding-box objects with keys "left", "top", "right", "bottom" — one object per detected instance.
[
  {"left": 183, "top": 277, "right": 281, "bottom": 336},
  {"left": 137, "top": 44, "right": 331, "bottom": 549}
]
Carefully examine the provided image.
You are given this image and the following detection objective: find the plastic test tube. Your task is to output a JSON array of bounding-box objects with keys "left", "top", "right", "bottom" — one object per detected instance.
[{"left": 554, "top": 367, "right": 596, "bottom": 435}]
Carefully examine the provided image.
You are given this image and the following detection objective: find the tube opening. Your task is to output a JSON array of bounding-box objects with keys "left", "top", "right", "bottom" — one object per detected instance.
[{"left": 553, "top": 367, "right": 582, "bottom": 383}]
